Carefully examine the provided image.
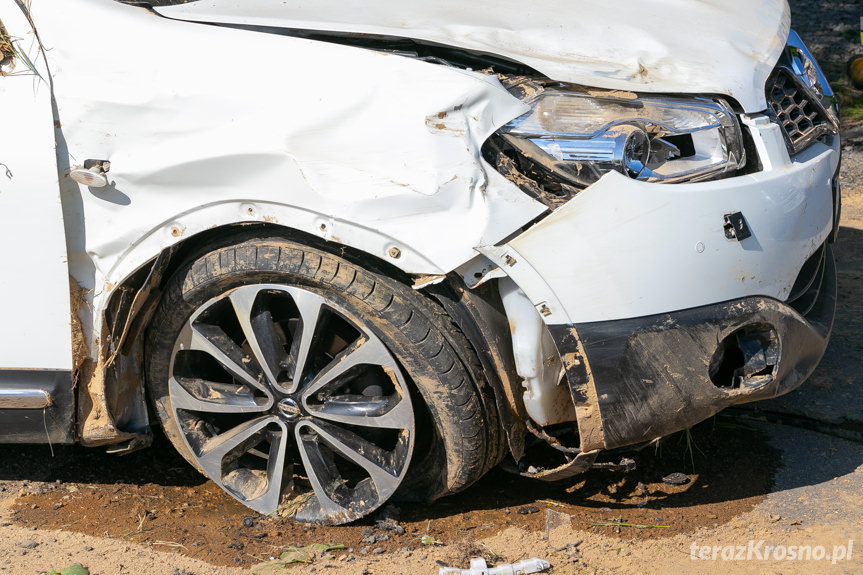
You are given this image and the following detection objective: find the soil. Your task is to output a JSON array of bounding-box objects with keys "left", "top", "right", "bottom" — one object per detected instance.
[
  {"left": 2, "top": 2, "right": 862, "bottom": 575},
  {"left": 2, "top": 418, "right": 778, "bottom": 569}
]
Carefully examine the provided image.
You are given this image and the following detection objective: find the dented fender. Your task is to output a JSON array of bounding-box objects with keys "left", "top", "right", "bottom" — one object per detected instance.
[{"left": 30, "top": 0, "right": 546, "bottom": 377}]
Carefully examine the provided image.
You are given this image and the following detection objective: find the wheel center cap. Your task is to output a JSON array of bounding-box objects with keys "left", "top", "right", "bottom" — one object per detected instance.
[{"left": 277, "top": 398, "right": 302, "bottom": 421}]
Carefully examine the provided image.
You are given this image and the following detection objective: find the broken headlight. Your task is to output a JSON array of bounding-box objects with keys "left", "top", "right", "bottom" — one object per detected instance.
[{"left": 500, "top": 89, "right": 745, "bottom": 188}]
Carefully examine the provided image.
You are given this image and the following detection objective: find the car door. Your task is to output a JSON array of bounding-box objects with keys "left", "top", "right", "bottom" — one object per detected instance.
[{"left": 0, "top": 1, "right": 74, "bottom": 442}]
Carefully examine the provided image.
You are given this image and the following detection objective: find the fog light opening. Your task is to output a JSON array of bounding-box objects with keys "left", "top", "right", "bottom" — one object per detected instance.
[{"left": 709, "top": 323, "right": 780, "bottom": 390}]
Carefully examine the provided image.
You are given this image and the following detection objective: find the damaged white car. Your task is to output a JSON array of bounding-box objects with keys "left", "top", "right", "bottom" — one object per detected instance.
[{"left": 0, "top": 0, "right": 840, "bottom": 524}]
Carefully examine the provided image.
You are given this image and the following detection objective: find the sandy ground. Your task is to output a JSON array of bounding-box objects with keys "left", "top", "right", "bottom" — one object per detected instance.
[
  {"left": 0, "top": 496, "right": 247, "bottom": 575},
  {"left": 2, "top": 424, "right": 862, "bottom": 575}
]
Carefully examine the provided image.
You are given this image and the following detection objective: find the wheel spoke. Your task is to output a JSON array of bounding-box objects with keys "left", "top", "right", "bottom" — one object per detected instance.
[
  {"left": 302, "top": 420, "right": 403, "bottom": 499},
  {"left": 228, "top": 286, "right": 288, "bottom": 391},
  {"left": 308, "top": 393, "right": 413, "bottom": 429},
  {"left": 301, "top": 336, "right": 394, "bottom": 399},
  {"left": 284, "top": 289, "right": 325, "bottom": 394},
  {"left": 294, "top": 426, "right": 359, "bottom": 520},
  {"left": 198, "top": 416, "right": 289, "bottom": 514},
  {"left": 169, "top": 376, "right": 268, "bottom": 413},
  {"left": 199, "top": 415, "right": 277, "bottom": 462},
  {"left": 182, "top": 323, "right": 269, "bottom": 395}
]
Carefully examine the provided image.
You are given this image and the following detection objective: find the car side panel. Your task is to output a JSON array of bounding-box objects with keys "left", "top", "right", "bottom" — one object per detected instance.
[
  {"left": 0, "top": 2, "right": 73, "bottom": 370},
  {"left": 0, "top": 2, "right": 75, "bottom": 442}
]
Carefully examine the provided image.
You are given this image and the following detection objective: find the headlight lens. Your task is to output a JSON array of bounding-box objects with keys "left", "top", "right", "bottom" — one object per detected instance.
[{"left": 500, "top": 89, "right": 745, "bottom": 188}]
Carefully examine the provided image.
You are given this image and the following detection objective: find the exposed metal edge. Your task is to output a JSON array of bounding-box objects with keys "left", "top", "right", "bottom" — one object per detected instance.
[{"left": 0, "top": 388, "right": 51, "bottom": 409}]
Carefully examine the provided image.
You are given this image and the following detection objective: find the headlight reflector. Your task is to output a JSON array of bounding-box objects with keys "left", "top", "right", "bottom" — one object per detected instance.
[{"left": 500, "top": 89, "right": 745, "bottom": 188}]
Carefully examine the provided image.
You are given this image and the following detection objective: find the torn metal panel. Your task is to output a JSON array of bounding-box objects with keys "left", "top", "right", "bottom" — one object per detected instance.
[
  {"left": 107, "top": 248, "right": 172, "bottom": 363},
  {"left": 156, "top": 0, "right": 789, "bottom": 113},
  {"left": 77, "top": 347, "right": 152, "bottom": 449},
  {"left": 76, "top": 321, "right": 134, "bottom": 447}
]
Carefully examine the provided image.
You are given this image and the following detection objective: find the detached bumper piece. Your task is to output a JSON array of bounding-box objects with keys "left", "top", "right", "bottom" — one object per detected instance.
[{"left": 551, "top": 244, "right": 836, "bottom": 452}]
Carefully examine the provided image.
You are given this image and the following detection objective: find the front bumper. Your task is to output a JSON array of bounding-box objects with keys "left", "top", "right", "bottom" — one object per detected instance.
[
  {"left": 551, "top": 243, "right": 835, "bottom": 450},
  {"left": 480, "top": 114, "right": 840, "bottom": 452}
]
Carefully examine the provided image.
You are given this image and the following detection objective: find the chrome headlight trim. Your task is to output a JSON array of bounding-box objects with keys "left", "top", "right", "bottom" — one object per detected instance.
[{"left": 786, "top": 30, "right": 834, "bottom": 101}]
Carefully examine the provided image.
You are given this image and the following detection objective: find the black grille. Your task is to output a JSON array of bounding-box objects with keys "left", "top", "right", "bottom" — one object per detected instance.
[{"left": 766, "top": 69, "right": 833, "bottom": 155}]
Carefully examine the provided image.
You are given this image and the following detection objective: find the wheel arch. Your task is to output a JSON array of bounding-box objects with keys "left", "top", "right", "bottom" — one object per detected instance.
[
  {"left": 79, "top": 222, "right": 523, "bottom": 465},
  {"left": 78, "top": 221, "right": 408, "bottom": 447}
]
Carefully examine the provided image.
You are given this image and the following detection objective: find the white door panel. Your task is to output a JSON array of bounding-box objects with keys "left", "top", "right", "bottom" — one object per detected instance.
[{"left": 0, "top": 3, "right": 71, "bottom": 370}]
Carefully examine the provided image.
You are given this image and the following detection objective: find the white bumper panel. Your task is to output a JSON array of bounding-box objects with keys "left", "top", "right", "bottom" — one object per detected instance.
[{"left": 486, "top": 119, "right": 839, "bottom": 325}]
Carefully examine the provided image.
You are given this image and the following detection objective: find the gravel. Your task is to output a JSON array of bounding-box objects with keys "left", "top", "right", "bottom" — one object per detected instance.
[
  {"left": 789, "top": 0, "right": 863, "bottom": 81},
  {"left": 787, "top": 1, "right": 863, "bottom": 192}
]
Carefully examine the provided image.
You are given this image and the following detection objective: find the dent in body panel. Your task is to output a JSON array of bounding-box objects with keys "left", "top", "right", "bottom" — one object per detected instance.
[
  {"left": 156, "top": 0, "right": 790, "bottom": 112},
  {"left": 28, "top": 0, "right": 547, "bottom": 445},
  {"left": 32, "top": 0, "right": 545, "bottom": 380}
]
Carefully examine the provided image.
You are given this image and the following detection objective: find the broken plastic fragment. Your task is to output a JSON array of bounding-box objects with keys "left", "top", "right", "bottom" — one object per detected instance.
[
  {"left": 412, "top": 274, "right": 447, "bottom": 290},
  {"left": 439, "top": 557, "right": 551, "bottom": 575}
]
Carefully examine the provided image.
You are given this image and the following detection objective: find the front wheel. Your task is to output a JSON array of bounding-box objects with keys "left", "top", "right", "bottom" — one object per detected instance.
[{"left": 146, "top": 237, "right": 501, "bottom": 524}]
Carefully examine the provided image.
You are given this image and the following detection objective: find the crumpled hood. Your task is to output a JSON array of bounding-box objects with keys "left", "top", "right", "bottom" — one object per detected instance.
[{"left": 155, "top": 0, "right": 790, "bottom": 113}]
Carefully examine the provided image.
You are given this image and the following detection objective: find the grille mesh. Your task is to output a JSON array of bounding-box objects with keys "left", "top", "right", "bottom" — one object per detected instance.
[{"left": 766, "top": 69, "right": 831, "bottom": 155}]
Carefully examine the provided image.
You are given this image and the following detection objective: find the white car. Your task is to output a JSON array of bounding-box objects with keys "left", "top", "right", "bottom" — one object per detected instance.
[{"left": 0, "top": 0, "right": 840, "bottom": 524}]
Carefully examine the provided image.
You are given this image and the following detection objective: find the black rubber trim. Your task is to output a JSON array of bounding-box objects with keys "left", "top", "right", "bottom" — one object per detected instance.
[
  {"left": 830, "top": 160, "right": 841, "bottom": 243},
  {"left": 0, "top": 369, "right": 75, "bottom": 444},
  {"left": 549, "top": 246, "right": 836, "bottom": 451}
]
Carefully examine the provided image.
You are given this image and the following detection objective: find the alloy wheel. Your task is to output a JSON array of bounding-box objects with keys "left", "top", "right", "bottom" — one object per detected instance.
[{"left": 167, "top": 283, "right": 414, "bottom": 523}]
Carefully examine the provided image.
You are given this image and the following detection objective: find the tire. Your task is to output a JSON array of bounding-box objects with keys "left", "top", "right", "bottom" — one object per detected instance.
[{"left": 145, "top": 236, "right": 501, "bottom": 524}]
